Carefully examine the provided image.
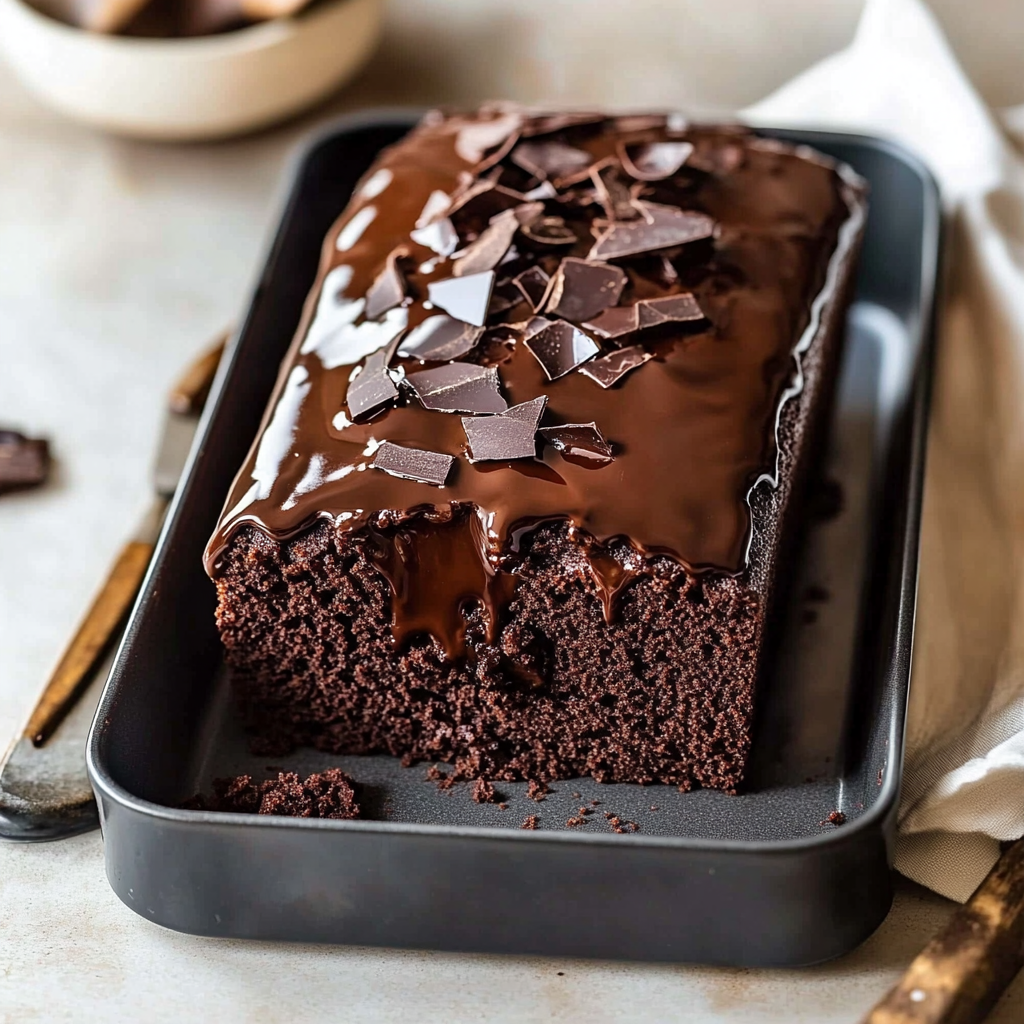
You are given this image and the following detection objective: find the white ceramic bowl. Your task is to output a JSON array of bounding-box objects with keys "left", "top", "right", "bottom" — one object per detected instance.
[{"left": 0, "top": 0, "right": 382, "bottom": 140}]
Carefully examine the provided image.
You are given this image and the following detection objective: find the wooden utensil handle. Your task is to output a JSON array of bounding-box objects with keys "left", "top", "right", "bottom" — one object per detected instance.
[
  {"left": 863, "top": 838, "right": 1024, "bottom": 1024},
  {"left": 24, "top": 539, "right": 154, "bottom": 747},
  {"left": 168, "top": 332, "right": 228, "bottom": 415}
]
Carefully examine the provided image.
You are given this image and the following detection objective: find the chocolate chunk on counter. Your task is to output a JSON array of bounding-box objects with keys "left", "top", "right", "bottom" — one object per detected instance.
[
  {"left": 540, "top": 422, "right": 614, "bottom": 466},
  {"left": 524, "top": 320, "right": 600, "bottom": 380},
  {"left": 543, "top": 258, "right": 627, "bottom": 324},
  {"left": 399, "top": 315, "right": 484, "bottom": 362},
  {"left": 0, "top": 430, "right": 50, "bottom": 494},
  {"left": 578, "top": 344, "right": 653, "bottom": 387},
  {"left": 370, "top": 441, "right": 455, "bottom": 487},
  {"left": 588, "top": 202, "right": 715, "bottom": 260},
  {"left": 462, "top": 397, "right": 547, "bottom": 463},
  {"left": 405, "top": 362, "right": 507, "bottom": 414}
]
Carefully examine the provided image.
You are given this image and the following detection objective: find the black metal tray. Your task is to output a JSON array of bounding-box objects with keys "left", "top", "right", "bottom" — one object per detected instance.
[{"left": 87, "top": 113, "right": 941, "bottom": 966}]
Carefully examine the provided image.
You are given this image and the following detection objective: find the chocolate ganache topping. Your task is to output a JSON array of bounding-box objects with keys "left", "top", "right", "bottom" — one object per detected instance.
[{"left": 206, "top": 106, "right": 866, "bottom": 658}]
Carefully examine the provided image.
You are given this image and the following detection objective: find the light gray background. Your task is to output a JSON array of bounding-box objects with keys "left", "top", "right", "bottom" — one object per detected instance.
[{"left": 3, "top": 1, "right": 1024, "bottom": 1020}]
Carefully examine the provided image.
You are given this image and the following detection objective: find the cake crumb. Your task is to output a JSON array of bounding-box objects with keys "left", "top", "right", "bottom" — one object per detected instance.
[
  {"left": 566, "top": 814, "right": 587, "bottom": 828},
  {"left": 572, "top": 791, "right": 581, "bottom": 799},
  {"left": 578, "top": 806, "right": 591, "bottom": 817},
  {"left": 472, "top": 779, "right": 497, "bottom": 804},
  {"left": 590, "top": 799, "right": 601, "bottom": 807},
  {"left": 521, "top": 815, "right": 538, "bottom": 830},
  {"left": 527, "top": 780, "right": 550, "bottom": 802},
  {"left": 499, "top": 802, "right": 508, "bottom": 811},
  {"left": 877, "top": 768, "right": 884, "bottom": 786},
  {"left": 649, "top": 805, "right": 659, "bottom": 812},
  {"left": 187, "top": 769, "right": 360, "bottom": 820},
  {"left": 823, "top": 810, "right": 846, "bottom": 826}
]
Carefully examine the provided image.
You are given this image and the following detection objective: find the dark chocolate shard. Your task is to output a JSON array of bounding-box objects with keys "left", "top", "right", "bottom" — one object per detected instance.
[
  {"left": 453, "top": 204, "right": 544, "bottom": 278},
  {"left": 587, "top": 202, "right": 715, "bottom": 260},
  {"left": 613, "top": 114, "right": 668, "bottom": 133},
  {"left": 688, "top": 143, "right": 745, "bottom": 175},
  {"left": 364, "top": 247, "right": 408, "bottom": 321},
  {"left": 520, "top": 216, "right": 577, "bottom": 247},
  {"left": 523, "top": 180, "right": 558, "bottom": 200},
  {"left": 511, "top": 140, "right": 592, "bottom": 181},
  {"left": 410, "top": 190, "right": 458, "bottom": 257},
  {"left": 405, "top": 362, "right": 507, "bottom": 414},
  {"left": 543, "top": 258, "right": 627, "bottom": 323},
  {"left": 618, "top": 140, "right": 694, "bottom": 181},
  {"left": 520, "top": 112, "right": 606, "bottom": 137},
  {"left": 427, "top": 271, "right": 495, "bottom": 327},
  {"left": 591, "top": 163, "right": 641, "bottom": 222},
  {"left": 447, "top": 180, "right": 527, "bottom": 221},
  {"left": 540, "top": 422, "right": 614, "bottom": 465},
  {"left": 524, "top": 320, "right": 600, "bottom": 380},
  {"left": 370, "top": 441, "right": 455, "bottom": 487},
  {"left": 462, "top": 397, "right": 547, "bottom": 463},
  {"left": 636, "top": 292, "right": 705, "bottom": 328},
  {"left": 346, "top": 347, "right": 400, "bottom": 421},
  {"left": 455, "top": 111, "right": 522, "bottom": 165},
  {"left": 398, "top": 315, "right": 484, "bottom": 362},
  {"left": 0, "top": 430, "right": 50, "bottom": 494},
  {"left": 579, "top": 344, "right": 653, "bottom": 387},
  {"left": 487, "top": 279, "right": 526, "bottom": 318},
  {"left": 582, "top": 304, "right": 640, "bottom": 339},
  {"left": 512, "top": 266, "right": 550, "bottom": 310}
]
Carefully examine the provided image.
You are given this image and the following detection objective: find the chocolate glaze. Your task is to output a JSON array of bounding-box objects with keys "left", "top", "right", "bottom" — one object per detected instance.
[{"left": 206, "top": 106, "right": 865, "bottom": 659}]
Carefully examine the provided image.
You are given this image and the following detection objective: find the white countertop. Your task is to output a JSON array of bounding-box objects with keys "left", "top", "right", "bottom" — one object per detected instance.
[{"left": 2, "top": 2, "right": 1024, "bottom": 1019}]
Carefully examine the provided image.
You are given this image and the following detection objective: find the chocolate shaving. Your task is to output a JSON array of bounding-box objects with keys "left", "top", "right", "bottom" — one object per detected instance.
[
  {"left": 520, "top": 216, "right": 577, "bottom": 247},
  {"left": 524, "top": 320, "right": 599, "bottom": 380},
  {"left": 613, "top": 114, "right": 668, "bottom": 134},
  {"left": 520, "top": 112, "right": 606, "bottom": 137},
  {"left": 636, "top": 292, "right": 704, "bottom": 327},
  {"left": 446, "top": 180, "right": 528, "bottom": 222},
  {"left": 410, "top": 190, "right": 458, "bottom": 257},
  {"left": 523, "top": 180, "right": 558, "bottom": 200},
  {"left": 453, "top": 204, "right": 544, "bottom": 278},
  {"left": 405, "top": 362, "right": 507, "bottom": 414},
  {"left": 591, "top": 162, "right": 640, "bottom": 222},
  {"left": 427, "top": 271, "right": 495, "bottom": 327},
  {"left": 579, "top": 344, "right": 653, "bottom": 387},
  {"left": 462, "top": 397, "right": 547, "bottom": 463},
  {"left": 543, "top": 258, "right": 627, "bottom": 323},
  {"left": 511, "top": 140, "right": 592, "bottom": 181},
  {"left": 512, "top": 266, "right": 550, "bottom": 310},
  {"left": 540, "top": 422, "right": 614, "bottom": 466},
  {"left": 345, "top": 346, "right": 400, "bottom": 421},
  {"left": 455, "top": 111, "right": 522, "bottom": 165},
  {"left": 618, "top": 140, "right": 694, "bottom": 181},
  {"left": 370, "top": 441, "right": 455, "bottom": 487},
  {"left": 0, "top": 430, "right": 50, "bottom": 494},
  {"left": 487, "top": 280, "right": 527, "bottom": 318},
  {"left": 582, "top": 305, "right": 640, "bottom": 339},
  {"left": 398, "top": 315, "right": 484, "bottom": 362},
  {"left": 364, "top": 247, "right": 408, "bottom": 320},
  {"left": 587, "top": 202, "right": 715, "bottom": 260}
]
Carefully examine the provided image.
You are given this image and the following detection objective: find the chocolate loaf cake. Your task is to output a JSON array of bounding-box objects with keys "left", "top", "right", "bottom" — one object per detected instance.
[{"left": 205, "top": 107, "right": 866, "bottom": 793}]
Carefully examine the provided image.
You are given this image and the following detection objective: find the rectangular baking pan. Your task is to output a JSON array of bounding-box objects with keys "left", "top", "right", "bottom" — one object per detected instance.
[{"left": 87, "top": 112, "right": 941, "bottom": 966}]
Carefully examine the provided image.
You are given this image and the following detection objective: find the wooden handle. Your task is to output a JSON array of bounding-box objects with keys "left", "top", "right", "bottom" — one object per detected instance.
[
  {"left": 168, "top": 332, "right": 228, "bottom": 416},
  {"left": 863, "top": 838, "right": 1024, "bottom": 1024},
  {"left": 25, "top": 539, "right": 154, "bottom": 747}
]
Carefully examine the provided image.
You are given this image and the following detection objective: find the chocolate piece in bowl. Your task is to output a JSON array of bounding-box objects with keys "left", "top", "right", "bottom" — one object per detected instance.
[{"left": 205, "top": 107, "right": 867, "bottom": 793}]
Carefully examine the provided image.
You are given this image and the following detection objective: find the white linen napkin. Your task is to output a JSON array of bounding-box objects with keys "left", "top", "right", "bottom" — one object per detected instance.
[{"left": 746, "top": 0, "right": 1024, "bottom": 903}]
